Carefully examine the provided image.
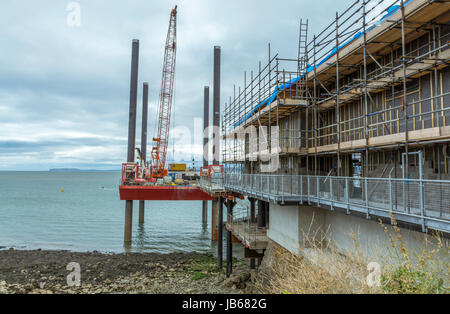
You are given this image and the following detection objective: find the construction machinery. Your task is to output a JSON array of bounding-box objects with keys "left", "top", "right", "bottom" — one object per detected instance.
[
  {"left": 151, "top": 5, "right": 178, "bottom": 178},
  {"left": 168, "top": 163, "right": 186, "bottom": 172},
  {"left": 135, "top": 147, "right": 151, "bottom": 179}
]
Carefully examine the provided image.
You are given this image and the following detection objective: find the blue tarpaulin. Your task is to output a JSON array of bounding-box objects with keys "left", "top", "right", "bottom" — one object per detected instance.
[{"left": 230, "top": 0, "right": 413, "bottom": 131}]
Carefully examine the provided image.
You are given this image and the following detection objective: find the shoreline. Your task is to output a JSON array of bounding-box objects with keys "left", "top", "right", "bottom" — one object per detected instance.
[{"left": 0, "top": 249, "right": 256, "bottom": 294}]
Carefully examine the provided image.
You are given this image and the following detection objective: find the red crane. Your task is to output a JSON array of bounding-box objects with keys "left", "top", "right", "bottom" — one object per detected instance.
[{"left": 151, "top": 6, "right": 177, "bottom": 178}]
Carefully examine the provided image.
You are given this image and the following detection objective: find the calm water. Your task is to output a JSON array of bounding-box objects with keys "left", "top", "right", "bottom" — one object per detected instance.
[{"left": 0, "top": 171, "right": 233, "bottom": 254}]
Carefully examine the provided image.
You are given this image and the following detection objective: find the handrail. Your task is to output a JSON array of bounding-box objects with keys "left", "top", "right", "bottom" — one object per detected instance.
[{"left": 223, "top": 173, "right": 450, "bottom": 234}]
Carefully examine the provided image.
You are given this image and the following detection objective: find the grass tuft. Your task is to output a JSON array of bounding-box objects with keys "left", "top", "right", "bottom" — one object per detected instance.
[{"left": 252, "top": 214, "right": 448, "bottom": 294}]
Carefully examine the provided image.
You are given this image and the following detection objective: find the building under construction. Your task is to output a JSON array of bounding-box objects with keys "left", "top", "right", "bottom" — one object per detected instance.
[
  {"left": 119, "top": 0, "right": 449, "bottom": 275},
  {"left": 221, "top": 0, "right": 450, "bottom": 259}
]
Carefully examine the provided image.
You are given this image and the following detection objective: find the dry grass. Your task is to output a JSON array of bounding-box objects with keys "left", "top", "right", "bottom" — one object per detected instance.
[
  {"left": 253, "top": 214, "right": 449, "bottom": 294},
  {"left": 378, "top": 215, "right": 449, "bottom": 294}
]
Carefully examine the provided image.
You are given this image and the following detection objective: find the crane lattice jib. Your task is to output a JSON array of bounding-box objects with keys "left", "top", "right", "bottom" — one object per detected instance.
[{"left": 152, "top": 6, "right": 177, "bottom": 177}]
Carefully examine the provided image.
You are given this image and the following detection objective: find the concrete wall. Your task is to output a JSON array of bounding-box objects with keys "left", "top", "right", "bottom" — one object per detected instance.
[
  {"left": 267, "top": 204, "right": 300, "bottom": 254},
  {"left": 267, "top": 204, "right": 327, "bottom": 254},
  {"left": 267, "top": 204, "right": 447, "bottom": 262}
]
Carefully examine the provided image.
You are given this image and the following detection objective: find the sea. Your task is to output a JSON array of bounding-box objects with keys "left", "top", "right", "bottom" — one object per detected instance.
[{"left": 0, "top": 171, "right": 239, "bottom": 255}]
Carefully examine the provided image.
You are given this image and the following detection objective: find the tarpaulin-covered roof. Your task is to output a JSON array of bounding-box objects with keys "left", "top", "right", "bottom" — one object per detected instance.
[{"left": 230, "top": 0, "right": 413, "bottom": 131}]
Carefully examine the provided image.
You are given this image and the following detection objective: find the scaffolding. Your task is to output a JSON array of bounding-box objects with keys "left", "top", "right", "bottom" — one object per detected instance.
[
  {"left": 222, "top": 0, "right": 450, "bottom": 178},
  {"left": 221, "top": 0, "right": 450, "bottom": 234}
]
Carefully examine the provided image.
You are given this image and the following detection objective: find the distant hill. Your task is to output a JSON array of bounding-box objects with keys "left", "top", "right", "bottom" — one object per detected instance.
[
  {"left": 49, "top": 168, "right": 81, "bottom": 172},
  {"left": 49, "top": 168, "right": 120, "bottom": 172}
]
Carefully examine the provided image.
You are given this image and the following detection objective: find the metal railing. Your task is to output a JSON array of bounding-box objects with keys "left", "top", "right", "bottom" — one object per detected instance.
[
  {"left": 224, "top": 173, "right": 450, "bottom": 234},
  {"left": 199, "top": 176, "right": 226, "bottom": 193},
  {"left": 226, "top": 203, "right": 266, "bottom": 250},
  {"left": 121, "top": 163, "right": 139, "bottom": 185}
]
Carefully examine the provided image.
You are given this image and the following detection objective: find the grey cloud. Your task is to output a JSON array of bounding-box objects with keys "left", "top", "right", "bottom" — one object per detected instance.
[
  {"left": 0, "top": 0, "right": 353, "bottom": 170},
  {"left": 0, "top": 136, "right": 125, "bottom": 152}
]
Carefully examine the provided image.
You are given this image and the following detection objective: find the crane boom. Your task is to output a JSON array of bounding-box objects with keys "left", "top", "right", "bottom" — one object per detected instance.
[{"left": 151, "top": 6, "right": 177, "bottom": 178}]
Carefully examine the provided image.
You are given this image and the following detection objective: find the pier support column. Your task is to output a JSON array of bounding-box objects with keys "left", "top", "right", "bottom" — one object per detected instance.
[
  {"left": 256, "top": 201, "right": 266, "bottom": 267},
  {"left": 202, "top": 202, "right": 208, "bottom": 224},
  {"left": 213, "top": 46, "right": 221, "bottom": 166},
  {"left": 211, "top": 200, "right": 218, "bottom": 241},
  {"left": 257, "top": 200, "right": 265, "bottom": 229},
  {"left": 138, "top": 201, "right": 145, "bottom": 225},
  {"left": 226, "top": 228, "right": 232, "bottom": 277},
  {"left": 124, "top": 39, "right": 139, "bottom": 243},
  {"left": 139, "top": 82, "right": 149, "bottom": 225},
  {"left": 263, "top": 202, "right": 270, "bottom": 227},
  {"left": 250, "top": 259, "right": 256, "bottom": 269},
  {"left": 249, "top": 198, "right": 256, "bottom": 268},
  {"left": 211, "top": 46, "right": 221, "bottom": 242},
  {"left": 217, "top": 197, "right": 223, "bottom": 270},
  {"left": 202, "top": 86, "right": 210, "bottom": 224},
  {"left": 125, "top": 201, "right": 133, "bottom": 243},
  {"left": 226, "top": 200, "right": 236, "bottom": 278},
  {"left": 250, "top": 198, "right": 256, "bottom": 223}
]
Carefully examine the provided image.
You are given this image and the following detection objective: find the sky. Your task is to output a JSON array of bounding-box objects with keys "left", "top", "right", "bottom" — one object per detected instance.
[{"left": 0, "top": 0, "right": 356, "bottom": 171}]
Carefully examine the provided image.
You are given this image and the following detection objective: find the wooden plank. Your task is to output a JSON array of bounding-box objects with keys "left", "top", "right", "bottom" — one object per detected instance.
[
  {"left": 440, "top": 126, "right": 450, "bottom": 137},
  {"left": 307, "top": 125, "right": 450, "bottom": 154},
  {"left": 368, "top": 133, "right": 405, "bottom": 146},
  {"left": 340, "top": 139, "right": 366, "bottom": 150},
  {"left": 308, "top": 143, "right": 338, "bottom": 154},
  {"left": 409, "top": 127, "right": 440, "bottom": 140}
]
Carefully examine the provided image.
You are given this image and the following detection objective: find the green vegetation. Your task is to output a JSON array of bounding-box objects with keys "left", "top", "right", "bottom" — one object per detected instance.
[
  {"left": 379, "top": 215, "right": 448, "bottom": 294},
  {"left": 188, "top": 253, "right": 221, "bottom": 281},
  {"left": 191, "top": 271, "right": 210, "bottom": 281},
  {"left": 381, "top": 265, "right": 446, "bottom": 294},
  {"left": 254, "top": 214, "right": 448, "bottom": 294}
]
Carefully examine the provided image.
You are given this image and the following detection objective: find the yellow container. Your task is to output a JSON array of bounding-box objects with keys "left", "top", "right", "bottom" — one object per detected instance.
[{"left": 168, "top": 163, "right": 186, "bottom": 172}]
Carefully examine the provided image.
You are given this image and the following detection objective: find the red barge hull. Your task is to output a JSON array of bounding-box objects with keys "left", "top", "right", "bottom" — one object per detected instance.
[{"left": 119, "top": 185, "right": 216, "bottom": 201}]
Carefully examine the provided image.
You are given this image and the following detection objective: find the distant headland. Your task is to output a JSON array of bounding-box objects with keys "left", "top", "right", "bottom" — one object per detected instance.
[{"left": 49, "top": 168, "right": 119, "bottom": 172}]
